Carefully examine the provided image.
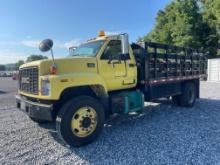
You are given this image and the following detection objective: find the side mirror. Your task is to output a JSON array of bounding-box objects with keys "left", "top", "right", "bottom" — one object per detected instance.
[
  {"left": 39, "top": 39, "right": 56, "bottom": 65},
  {"left": 120, "top": 34, "right": 129, "bottom": 55},
  {"left": 39, "top": 39, "right": 53, "bottom": 52}
]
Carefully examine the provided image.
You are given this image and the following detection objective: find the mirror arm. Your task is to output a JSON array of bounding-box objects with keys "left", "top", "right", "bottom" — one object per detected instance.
[{"left": 50, "top": 49, "right": 55, "bottom": 65}]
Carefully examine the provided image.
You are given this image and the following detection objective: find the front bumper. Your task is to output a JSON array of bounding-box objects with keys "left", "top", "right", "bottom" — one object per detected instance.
[{"left": 16, "top": 95, "right": 54, "bottom": 122}]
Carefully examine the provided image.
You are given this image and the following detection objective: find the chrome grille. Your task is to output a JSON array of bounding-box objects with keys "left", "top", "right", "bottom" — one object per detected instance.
[{"left": 19, "top": 67, "right": 39, "bottom": 95}]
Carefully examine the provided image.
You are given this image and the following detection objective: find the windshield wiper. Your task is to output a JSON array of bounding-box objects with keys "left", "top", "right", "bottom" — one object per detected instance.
[{"left": 72, "top": 54, "right": 81, "bottom": 56}]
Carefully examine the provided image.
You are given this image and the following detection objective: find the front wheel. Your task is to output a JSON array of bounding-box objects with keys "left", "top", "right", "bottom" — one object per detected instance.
[{"left": 56, "top": 96, "right": 105, "bottom": 147}]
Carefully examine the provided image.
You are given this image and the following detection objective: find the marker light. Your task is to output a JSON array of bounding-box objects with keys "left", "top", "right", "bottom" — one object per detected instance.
[
  {"left": 49, "top": 64, "right": 57, "bottom": 74},
  {"left": 98, "top": 31, "right": 105, "bottom": 37}
]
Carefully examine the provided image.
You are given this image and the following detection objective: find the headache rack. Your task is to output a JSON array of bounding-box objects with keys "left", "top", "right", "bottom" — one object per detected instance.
[{"left": 131, "top": 42, "right": 207, "bottom": 88}]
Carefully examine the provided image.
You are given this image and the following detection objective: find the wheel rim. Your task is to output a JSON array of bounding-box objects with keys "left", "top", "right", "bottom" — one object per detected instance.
[{"left": 71, "top": 106, "right": 97, "bottom": 138}]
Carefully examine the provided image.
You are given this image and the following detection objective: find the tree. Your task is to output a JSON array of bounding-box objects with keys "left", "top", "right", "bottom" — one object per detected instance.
[
  {"left": 201, "top": 0, "right": 220, "bottom": 28},
  {"left": 26, "top": 55, "right": 48, "bottom": 62},
  {"left": 201, "top": 0, "right": 220, "bottom": 56},
  {"left": 15, "top": 60, "right": 25, "bottom": 70},
  {"left": 142, "top": 0, "right": 219, "bottom": 58},
  {"left": 144, "top": 0, "right": 203, "bottom": 46},
  {"left": 0, "top": 65, "right": 6, "bottom": 71}
]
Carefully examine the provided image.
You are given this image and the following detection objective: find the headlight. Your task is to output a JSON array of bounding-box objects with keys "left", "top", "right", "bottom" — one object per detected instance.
[{"left": 41, "top": 79, "right": 50, "bottom": 96}]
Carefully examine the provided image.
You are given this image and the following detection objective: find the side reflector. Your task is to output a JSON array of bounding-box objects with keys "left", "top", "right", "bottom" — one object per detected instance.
[{"left": 60, "top": 79, "right": 68, "bottom": 82}]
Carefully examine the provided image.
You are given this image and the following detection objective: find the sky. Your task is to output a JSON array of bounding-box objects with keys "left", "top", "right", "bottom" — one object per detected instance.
[{"left": 0, "top": 0, "right": 171, "bottom": 64}]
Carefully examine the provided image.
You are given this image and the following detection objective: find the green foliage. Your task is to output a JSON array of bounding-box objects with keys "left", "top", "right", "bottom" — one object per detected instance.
[
  {"left": 5, "top": 63, "right": 16, "bottom": 71},
  {"left": 15, "top": 60, "right": 25, "bottom": 70},
  {"left": 142, "top": 0, "right": 220, "bottom": 58},
  {"left": 0, "top": 65, "right": 6, "bottom": 71},
  {"left": 201, "top": 0, "right": 220, "bottom": 56},
  {"left": 26, "top": 55, "right": 48, "bottom": 62},
  {"left": 12, "top": 55, "right": 48, "bottom": 70}
]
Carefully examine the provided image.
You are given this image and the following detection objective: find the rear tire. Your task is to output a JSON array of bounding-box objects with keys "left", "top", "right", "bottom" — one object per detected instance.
[
  {"left": 56, "top": 96, "right": 105, "bottom": 147},
  {"left": 179, "top": 82, "right": 196, "bottom": 107}
]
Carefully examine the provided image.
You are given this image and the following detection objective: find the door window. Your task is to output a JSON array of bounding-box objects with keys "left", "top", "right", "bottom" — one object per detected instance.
[{"left": 101, "top": 40, "right": 122, "bottom": 60}]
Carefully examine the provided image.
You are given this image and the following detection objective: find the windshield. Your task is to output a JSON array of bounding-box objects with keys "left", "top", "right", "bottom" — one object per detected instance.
[{"left": 70, "top": 40, "right": 104, "bottom": 57}]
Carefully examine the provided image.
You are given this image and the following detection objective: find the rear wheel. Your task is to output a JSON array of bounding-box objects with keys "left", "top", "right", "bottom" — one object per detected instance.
[
  {"left": 179, "top": 82, "right": 196, "bottom": 107},
  {"left": 56, "top": 96, "right": 105, "bottom": 147}
]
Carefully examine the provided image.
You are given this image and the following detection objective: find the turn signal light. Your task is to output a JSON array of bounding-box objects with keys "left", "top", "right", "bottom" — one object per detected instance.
[{"left": 49, "top": 64, "right": 57, "bottom": 74}]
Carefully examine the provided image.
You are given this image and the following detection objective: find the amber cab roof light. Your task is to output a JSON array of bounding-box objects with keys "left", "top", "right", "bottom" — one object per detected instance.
[{"left": 98, "top": 31, "right": 105, "bottom": 37}]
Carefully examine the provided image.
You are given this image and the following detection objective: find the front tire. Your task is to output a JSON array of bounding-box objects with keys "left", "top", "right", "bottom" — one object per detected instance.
[{"left": 56, "top": 96, "right": 105, "bottom": 147}]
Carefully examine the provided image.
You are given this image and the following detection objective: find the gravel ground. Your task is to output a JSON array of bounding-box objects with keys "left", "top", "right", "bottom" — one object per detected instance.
[{"left": 0, "top": 77, "right": 220, "bottom": 164}]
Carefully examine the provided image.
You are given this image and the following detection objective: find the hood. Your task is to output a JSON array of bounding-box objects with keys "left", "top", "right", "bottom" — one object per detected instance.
[{"left": 20, "top": 57, "right": 98, "bottom": 76}]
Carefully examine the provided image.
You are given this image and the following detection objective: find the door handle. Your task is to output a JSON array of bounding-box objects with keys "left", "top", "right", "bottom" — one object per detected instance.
[
  {"left": 108, "top": 60, "right": 121, "bottom": 68},
  {"left": 108, "top": 60, "right": 121, "bottom": 65}
]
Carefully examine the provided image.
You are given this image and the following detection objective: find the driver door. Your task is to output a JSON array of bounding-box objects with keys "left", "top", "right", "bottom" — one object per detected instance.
[{"left": 98, "top": 40, "right": 127, "bottom": 91}]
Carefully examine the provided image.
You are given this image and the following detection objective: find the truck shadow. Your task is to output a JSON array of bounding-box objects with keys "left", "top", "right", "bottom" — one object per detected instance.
[
  {"left": 0, "top": 91, "right": 7, "bottom": 94},
  {"left": 41, "top": 98, "right": 220, "bottom": 164}
]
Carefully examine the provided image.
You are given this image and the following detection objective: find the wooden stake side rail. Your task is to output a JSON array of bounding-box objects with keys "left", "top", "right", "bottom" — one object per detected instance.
[{"left": 131, "top": 42, "right": 207, "bottom": 88}]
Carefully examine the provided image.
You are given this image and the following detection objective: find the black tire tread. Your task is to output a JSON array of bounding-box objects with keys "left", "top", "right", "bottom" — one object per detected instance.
[{"left": 56, "top": 96, "right": 105, "bottom": 147}]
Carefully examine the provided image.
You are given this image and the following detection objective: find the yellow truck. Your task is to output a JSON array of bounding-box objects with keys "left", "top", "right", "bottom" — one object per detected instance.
[{"left": 16, "top": 31, "right": 207, "bottom": 147}]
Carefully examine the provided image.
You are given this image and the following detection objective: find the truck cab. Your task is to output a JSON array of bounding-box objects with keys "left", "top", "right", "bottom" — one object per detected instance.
[{"left": 18, "top": 32, "right": 137, "bottom": 99}]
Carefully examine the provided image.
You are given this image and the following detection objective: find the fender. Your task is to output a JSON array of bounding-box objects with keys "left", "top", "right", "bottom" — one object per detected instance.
[{"left": 49, "top": 73, "right": 108, "bottom": 100}]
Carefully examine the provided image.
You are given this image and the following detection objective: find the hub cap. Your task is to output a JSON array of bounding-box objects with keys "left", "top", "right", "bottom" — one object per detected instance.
[{"left": 71, "top": 107, "right": 97, "bottom": 137}]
